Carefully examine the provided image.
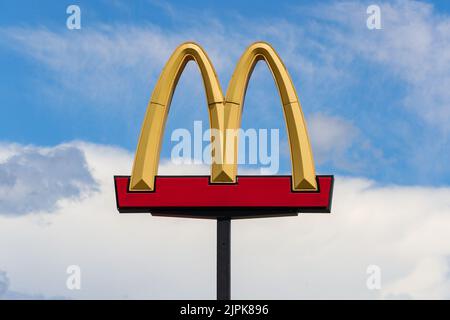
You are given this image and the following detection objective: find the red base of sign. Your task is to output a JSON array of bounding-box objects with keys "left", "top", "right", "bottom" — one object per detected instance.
[{"left": 114, "top": 175, "right": 333, "bottom": 219}]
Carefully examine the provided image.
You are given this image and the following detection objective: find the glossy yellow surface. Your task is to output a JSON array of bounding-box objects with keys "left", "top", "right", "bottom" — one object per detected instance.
[{"left": 130, "top": 42, "right": 317, "bottom": 191}]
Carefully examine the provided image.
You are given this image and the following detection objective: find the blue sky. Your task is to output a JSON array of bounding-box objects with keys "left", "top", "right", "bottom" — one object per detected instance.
[
  {"left": 1, "top": 0, "right": 450, "bottom": 186},
  {"left": 1, "top": 0, "right": 450, "bottom": 300}
]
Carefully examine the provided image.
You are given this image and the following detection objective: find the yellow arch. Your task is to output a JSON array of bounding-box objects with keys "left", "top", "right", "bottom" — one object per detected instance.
[
  {"left": 130, "top": 41, "right": 317, "bottom": 191},
  {"left": 130, "top": 42, "right": 229, "bottom": 191},
  {"left": 222, "top": 42, "right": 317, "bottom": 190}
]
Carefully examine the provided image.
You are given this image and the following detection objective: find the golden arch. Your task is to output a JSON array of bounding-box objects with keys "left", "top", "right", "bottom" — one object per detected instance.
[
  {"left": 222, "top": 42, "right": 317, "bottom": 190},
  {"left": 130, "top": 42, "right": 317, "bottom": 192},
  {"left": 129, "top": 42, "right": 227, "bottom": 191}
]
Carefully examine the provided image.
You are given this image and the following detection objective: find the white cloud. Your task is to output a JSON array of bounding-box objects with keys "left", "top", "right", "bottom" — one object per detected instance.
[
  {"left": 308, "top": 113, "right": 358, "bottom": 164},
  {"left": 0, "top": 26, "right": 179, "bottom": 110},
  {"left": 307, "top": 112, "right": 385, "bottom": 174},
  {"left": 381, "top": 257, "right": 450, "bottom": 299},
  {"left": 0, "top": 143, "right": 97, "bottom": 216},
  {"left": 0, "top": 23, "right": 243, "bottom": 114},
  {"left": 0, "top": 271, "right": 8, "bottom": 296},
  {"left": 0, "top": 270, "right": 68, "bottom": 300},
  {"left": 0, "top": 7, "right": 360, "bottom": 120},
  {"left": 0, "top": 141, "right": 449, "bottom": 299},
  {"left": 303, "top": 0, "right": 450, "bottom": 132}
]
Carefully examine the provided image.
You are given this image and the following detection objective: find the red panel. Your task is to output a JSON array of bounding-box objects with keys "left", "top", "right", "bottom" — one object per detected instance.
[{"left": 114, "top": 176, "right": 333, "bottom": 218}]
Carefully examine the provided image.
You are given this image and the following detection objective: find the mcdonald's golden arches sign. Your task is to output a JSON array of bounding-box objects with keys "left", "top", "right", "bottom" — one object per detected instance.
[{"left": 114, "top": 42, "right": 333, "bottom": 218}]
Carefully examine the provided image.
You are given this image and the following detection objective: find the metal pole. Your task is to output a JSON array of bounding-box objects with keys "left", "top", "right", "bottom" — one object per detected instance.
[{"left": 217, "top": 218, "right": 231, "bottom": 300}]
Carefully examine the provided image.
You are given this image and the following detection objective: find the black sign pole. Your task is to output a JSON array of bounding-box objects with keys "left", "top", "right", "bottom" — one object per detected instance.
[{"left": 217, "top": 217, "right": 231, "bottom": 300}]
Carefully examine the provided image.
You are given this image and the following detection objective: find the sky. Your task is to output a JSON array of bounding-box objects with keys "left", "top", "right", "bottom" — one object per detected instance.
[{"left": 1, "top": 0, "right": 450, "bottom": 299}]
